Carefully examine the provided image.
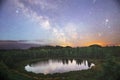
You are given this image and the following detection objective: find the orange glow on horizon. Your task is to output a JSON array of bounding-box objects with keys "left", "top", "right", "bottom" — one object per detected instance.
[
  {"left": 59, "top": 41, "right": 106, "bottom": 47},
  {"left": 83, "top": 41, "right": 106, "bottom": 47},
  {"left": 60, "top": 42, "right": 73, "bottom": 47},
  {"left": 58, "top": 40, "right": 74, "bottom": 47},
  {"left": 57, "top": 39, "right": 119, "bottom": 47}
]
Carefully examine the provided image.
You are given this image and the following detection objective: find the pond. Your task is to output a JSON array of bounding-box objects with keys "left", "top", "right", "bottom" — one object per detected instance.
[{"left": 25, "top": 59, "right": 95, "bottom": 75}]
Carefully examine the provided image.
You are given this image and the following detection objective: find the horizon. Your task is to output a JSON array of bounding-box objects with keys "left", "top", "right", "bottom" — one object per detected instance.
[
  {"left": 0, "top": 40, "right": 119, "bottom": 49},
  {"left": 0, "top": 0, "right": 120, "bottom": 47}
]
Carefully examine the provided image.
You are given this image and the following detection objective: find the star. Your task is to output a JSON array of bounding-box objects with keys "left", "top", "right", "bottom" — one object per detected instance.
[
  {"left": 105, "top": 19, "right": 109, "bottom": 23},
  {"left": 105, "top": 18, "right": 109, "bottom": 26},
  {"left": 16, "top": 9, "right": 19, "bottom": 14}
]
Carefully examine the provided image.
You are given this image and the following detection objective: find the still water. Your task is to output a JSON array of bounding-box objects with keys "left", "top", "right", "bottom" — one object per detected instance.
[{"left": 25, "top": 59, "right": 95, "bottom": 75}]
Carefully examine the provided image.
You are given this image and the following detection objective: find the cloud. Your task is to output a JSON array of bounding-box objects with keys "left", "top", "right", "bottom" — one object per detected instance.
[
  {"left": 63, "top": 23, "right": 80, "bottom": 46},
  {"left": 52, "top": 28, "right": 67, "bottom": 45},
  {"left": 51, "top": 23, "right": 80, "bottom": 47},
  {"left": 0, "top": 40, "right": 41, "bottom": 49},
  {"left": 15, "top": 0, "right": 51, "bottom": 30},
  {"left": 14, "top": 0, "right": 80, "bottom": 47},
  {"left": 31, "top": 11, "right": 51, "bottom": 30},
  {"left": 64, "top": 23, "right": 78, "bottom": 41},
  {"left": 21, "top": 0, "right": 58, "bottom": 11},
  {"left": 41, "top": 19, "right": 51, "bottom": 30},
  {"left": 28, "top": 0, "right": 58, "bottom": 10}
]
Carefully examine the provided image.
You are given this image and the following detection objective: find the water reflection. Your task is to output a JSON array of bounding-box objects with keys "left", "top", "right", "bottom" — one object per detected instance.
[{"left": 25, "top": 59, "right": 95, "bottom": 75}]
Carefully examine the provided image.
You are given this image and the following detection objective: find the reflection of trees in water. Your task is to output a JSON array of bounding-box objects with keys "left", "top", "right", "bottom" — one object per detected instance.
[
  {"left": 61, "top": 59, "right": 82, "bottom": 65},
  {"left": 75, "top": 59, "right": 82, "bottom": 65},
  {"left": 62, "top": 59, "right": 69, "bottom": 64},
  {"left": 70, "top": 59, "right": 73, "bottom": 63},
  {"left": 30, "top": 59, "right": 92, "bottom": 67},
  {"left": 88, "top": 61, "right": 91, "bottom": 67},
  {"left": 60, "top": 59, "right": 91, "bottom": 66}
]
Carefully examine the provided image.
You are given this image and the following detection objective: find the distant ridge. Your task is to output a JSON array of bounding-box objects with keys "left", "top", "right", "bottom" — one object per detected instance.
[
  {"left": 89, "top": 44, "right": 102, "bottom": 47},
  {"left": 0, "top": 40, "right": 40, "bottom": 50},
  {"left": 0, "top": 40, "right": 73, "bottom": 50}
]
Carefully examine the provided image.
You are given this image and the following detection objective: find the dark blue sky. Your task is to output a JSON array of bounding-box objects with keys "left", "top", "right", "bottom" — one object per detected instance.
[{"left": 0, "top": 0, "right": 120, "bottom": 46}]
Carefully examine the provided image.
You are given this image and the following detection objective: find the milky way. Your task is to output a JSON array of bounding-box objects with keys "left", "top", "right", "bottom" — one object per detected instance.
[{"left": 0, "top": 0, "right": 120, "bottom": 47}]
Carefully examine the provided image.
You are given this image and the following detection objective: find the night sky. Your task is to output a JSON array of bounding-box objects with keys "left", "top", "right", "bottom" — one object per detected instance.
[{"left": 0, "top": 0, "right": 120, "bottom": 47}]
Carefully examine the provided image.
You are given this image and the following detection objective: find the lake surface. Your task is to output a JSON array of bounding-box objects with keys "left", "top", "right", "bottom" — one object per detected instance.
[{"left": 25, "top": 59, "right": 95, "bottom": 75}]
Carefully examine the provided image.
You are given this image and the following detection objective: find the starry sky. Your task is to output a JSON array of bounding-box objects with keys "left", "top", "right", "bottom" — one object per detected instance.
[{"left": 0, "top": 0, "right": 120, "bottom": 47}]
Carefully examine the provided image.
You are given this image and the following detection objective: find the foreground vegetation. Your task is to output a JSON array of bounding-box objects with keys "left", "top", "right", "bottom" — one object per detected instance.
[{"left": 0, "top": 45, "right": 120, "bottom": 80}]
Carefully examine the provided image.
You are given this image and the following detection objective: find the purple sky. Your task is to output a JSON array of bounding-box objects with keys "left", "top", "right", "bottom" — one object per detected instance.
[{"left": 0, "top": 0, "right": 120, "bottom": 47}]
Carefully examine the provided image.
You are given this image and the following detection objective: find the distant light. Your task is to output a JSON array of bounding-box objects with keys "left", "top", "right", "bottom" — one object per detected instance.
[
  {"left": 105, "top": 19, "right": 109, "bottom": 23},
  {"left": 16, "top": 10, "right": 19, "bottom": 14}
]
